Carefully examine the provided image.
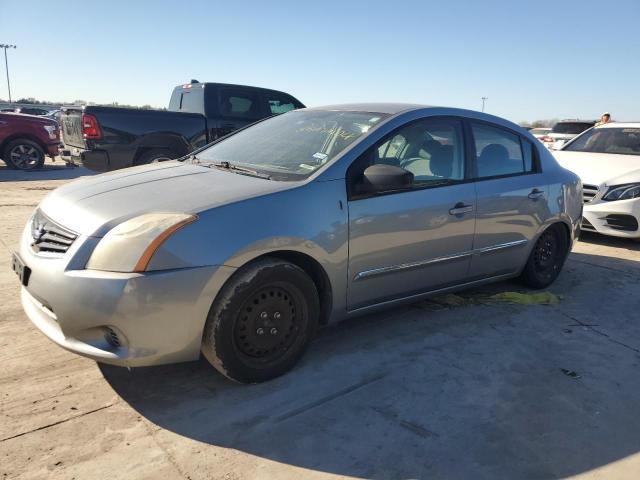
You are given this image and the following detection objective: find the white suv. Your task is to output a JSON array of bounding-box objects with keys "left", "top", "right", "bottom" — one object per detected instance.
[{"left": 553, "top": 123, "right": 640, "bottom": 239}]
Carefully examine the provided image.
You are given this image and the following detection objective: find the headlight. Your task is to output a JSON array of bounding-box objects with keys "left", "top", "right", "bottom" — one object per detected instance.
[
  {"left": 86, "top": 213, "right": 197, "bottom": 272},
  {"left": 602, "top": 183, "right": 640, "bottom": 202}
]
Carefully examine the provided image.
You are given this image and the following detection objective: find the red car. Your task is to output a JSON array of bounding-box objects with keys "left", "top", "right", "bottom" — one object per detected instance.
[{"left": 0, "top": 112, "right": 60, "bottom": 170}]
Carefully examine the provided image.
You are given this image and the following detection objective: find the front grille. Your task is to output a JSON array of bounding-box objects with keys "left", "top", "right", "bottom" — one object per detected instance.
[
  {"left": 582, "top": 184, "right": 599, "bottom": 203},
  {"left": 30, "top": 210, "right": 78, "bottom": 255},
  {"left": 605, "top": 214, "right": 638, "bottom": 232}
]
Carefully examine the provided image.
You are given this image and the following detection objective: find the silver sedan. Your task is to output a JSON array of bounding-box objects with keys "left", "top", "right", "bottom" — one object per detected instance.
[{"left": 12, "top": 104, "right": 582, "bottom": 383}]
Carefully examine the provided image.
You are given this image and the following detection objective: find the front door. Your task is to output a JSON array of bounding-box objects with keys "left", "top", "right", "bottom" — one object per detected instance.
[{"left": 347, "top": 117, "right": 477, "bottom": 310}]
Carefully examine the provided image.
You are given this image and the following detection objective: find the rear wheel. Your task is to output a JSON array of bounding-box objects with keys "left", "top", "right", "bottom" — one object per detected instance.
[
  {"left": 202, "top": 258, "right": 319, "bottom": 383},
  {"left": 3, "top": 139, "right": 45, "bottom": 170},
  {"left": 520, "top": 224, "right": 569, "bottom": 289},
  {"left": 134, "top": 149, "right": 176, "bottom": 165}
]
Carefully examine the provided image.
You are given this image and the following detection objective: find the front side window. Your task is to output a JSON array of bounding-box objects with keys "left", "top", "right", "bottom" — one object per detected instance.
[
  {"left": 472, "top": 123, "right": 527, "bottom": 178},
  {"left": 196, "top": 110, "right": 388, "bottom": 180},
  {"left": 563, "top": 127, "right": 640, "bottom": 155},
  {"left": 355, "top": 117, "right": 466, "bottom": 187},
  {"left": 265, "top": 93, "right": 298, "bottom": 114}
]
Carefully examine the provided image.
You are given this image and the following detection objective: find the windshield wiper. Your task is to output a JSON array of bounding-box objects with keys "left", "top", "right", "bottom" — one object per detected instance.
[{"left": 207, "top": 161, "right": 271, "bottom": 180}]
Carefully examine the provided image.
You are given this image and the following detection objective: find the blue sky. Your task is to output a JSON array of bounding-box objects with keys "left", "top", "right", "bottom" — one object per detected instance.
[{"left": 1, "top": 0, "right": 639, "bottom": 122}]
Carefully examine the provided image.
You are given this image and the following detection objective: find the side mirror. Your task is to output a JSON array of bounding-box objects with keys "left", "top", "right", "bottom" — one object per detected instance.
[{"left": 362, "top": 164, "right": 414, "bottom": 192}]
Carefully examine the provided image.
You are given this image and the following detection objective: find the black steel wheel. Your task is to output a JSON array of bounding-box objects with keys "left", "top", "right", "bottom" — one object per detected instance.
[
  {"left": 202, "top": 258, "right": 319, "bottom": 383},
  {"left": 520, "top": 224, "right": 569, "bottom": 289},
  {"left": 3, "top": 139, "right": 45, "bottom": 170}
]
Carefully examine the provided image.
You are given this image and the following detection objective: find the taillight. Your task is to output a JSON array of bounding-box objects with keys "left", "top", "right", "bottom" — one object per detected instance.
[
  {"left": 82, "top": 113, "right": 102, "bottom": 139},
  {"left": 540, "top": 136, "right": 553, "bottom": 143}
]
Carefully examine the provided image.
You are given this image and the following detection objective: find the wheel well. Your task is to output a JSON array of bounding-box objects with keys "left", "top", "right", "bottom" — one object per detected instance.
[
  {"left": 552, "top": 220, "right": 571, "bottom": 245},
  {"left": 249, "top": 251, "right": 333, "bottom": 325},
  {"left": 0, "top": 134, "right": 47, "bottom": 157},
  {"left": 133, "top": 147, "right": 178, "bottom": 165}
]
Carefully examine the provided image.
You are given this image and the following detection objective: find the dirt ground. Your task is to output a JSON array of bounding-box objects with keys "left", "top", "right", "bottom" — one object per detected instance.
[{"left": 1, "top": 159, "right": 640, "bottom": 479}]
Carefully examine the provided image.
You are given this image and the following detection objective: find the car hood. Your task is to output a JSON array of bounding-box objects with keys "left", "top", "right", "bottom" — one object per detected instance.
[
  {"left": 39, "top": 161, "right": 292, "bottom": 236},
  {"left": 552, "top": 151, "right": 640, "bottom": 186}
]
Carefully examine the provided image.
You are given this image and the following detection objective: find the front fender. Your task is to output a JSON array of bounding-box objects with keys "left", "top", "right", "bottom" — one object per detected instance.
[{"left": 147, "top": 179, "right": 350, "bottom": 315}]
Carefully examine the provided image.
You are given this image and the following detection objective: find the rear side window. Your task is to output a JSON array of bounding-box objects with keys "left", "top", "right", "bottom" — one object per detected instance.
[
  {"left": 264, "top": 92, "right": 298, "bottom": 114},
  {"left": 219, "top": 89, "right": 262, "bottom": 119},
  {"left": 177, "top": 91, "right": 204, "bottom": 113},
  {"left": 472, "top": 123, "right": 527, "bottom": 178}
]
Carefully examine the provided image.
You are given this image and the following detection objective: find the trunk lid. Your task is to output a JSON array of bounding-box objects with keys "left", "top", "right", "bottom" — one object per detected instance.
[{"left": 60, "top": 107, "right": 86, "bottom": 148}]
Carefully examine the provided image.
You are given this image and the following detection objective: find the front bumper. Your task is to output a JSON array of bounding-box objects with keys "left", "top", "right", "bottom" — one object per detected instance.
[
  {"left": 582, "top": 197, "right": 640, "bottom": 239},
  {"left": 16, "top": 218, "right": 236, "bottom": 367}
]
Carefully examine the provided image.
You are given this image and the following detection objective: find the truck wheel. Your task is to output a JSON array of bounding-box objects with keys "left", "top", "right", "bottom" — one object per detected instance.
[
  {"left": 3, "top": 139, "right": 45, "bottom": 170},
  {"left": 134, "top": 149, "right": 176, "bottom": 165},
  {"left": 202, "top": 258, "right": 319, "bottom": 383}
]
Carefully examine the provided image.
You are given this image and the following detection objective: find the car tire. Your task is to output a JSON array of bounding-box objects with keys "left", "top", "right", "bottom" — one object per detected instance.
[
  {"left": 2, "top": 139, "right": 45, "bottom": 170},
  {"left": 202, "top": 258, "right": 319, "bottom": 383},
  {"left": 134, "top": 149, "right": 176, "bottom": 165},
  {"left": 520, "top": 224, "right": 569, "bottom": 289}
]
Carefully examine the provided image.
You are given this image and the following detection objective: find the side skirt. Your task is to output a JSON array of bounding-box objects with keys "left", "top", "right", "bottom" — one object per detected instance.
[{"left": 342, "top": 272, "right": 518, "bottom": 320}]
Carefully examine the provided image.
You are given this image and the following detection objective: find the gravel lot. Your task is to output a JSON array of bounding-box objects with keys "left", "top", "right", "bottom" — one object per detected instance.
[{"left": 1, "top": 159, "right": 640, "bottom": 479}]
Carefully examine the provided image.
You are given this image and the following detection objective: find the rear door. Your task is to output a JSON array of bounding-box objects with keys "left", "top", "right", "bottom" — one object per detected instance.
[
  {"left": 468, "top": 121, "right": 550, "bottom": 278},
  {"left": 347, "top": 117, "right": 477, "bottom": 309},
  {"left": 60, "top": 108, "right": 85, "bottom": 148}
]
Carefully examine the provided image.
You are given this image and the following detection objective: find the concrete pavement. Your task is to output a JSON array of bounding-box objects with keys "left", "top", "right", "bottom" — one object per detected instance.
[{"left": 1, "top": 160, "right": 640, "bottom": 479}]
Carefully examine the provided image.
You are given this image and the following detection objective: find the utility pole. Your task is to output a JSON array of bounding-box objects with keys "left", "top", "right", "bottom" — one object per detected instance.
[
  {"left": 481, "top": 96, "right": 488, "bottom": 112},
  {"left": 0, "top": 44, "right": 17, "bottom": 104}
]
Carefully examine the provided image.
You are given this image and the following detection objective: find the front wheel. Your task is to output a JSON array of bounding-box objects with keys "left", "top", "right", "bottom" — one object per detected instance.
[
  {"left": 520, "top": 224, "right": 569, "bottom": 289},
  {"left": 202, "top": 258, "right": 319, "bottom": 383}
]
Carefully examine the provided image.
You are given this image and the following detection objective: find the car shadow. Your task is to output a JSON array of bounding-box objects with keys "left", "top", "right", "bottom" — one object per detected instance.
[
  {"left": 578, "top": 230, "right": 640, "bottom": 252},
  {"left": 0, "top": 160, "right": 95, "bottom": 182},
  {"left": 101, "top": 250, "right": 640, "bottom": 479}
]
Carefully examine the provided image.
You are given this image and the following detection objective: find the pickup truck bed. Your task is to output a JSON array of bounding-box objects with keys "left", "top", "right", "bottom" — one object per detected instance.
[{"left": 61, "top": 106, "right": 207, "bottom": 171}]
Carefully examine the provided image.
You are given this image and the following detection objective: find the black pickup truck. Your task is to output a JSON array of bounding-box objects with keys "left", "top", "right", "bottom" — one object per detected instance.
[{"left": 60, "top": 81, "right": 305, "bottom": 171}]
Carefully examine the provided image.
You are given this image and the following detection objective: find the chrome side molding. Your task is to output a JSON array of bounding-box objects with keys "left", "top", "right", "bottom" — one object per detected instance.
[{"left": 353, "top": 239, "right": 528, "bottom": 281}]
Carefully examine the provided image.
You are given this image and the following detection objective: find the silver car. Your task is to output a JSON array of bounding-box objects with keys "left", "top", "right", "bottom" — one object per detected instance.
[{"left": 12, "top": 104, "right": 582, "bottom": 383}]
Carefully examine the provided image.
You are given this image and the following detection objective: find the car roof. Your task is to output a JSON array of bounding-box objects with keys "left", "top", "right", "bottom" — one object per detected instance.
[
  {"left": 596, "top": 122, "right": 640, "bottom": 128},
  {"left": 556, "top": 119, "right": 595, "bottom": 123},
  {"left": 181, "top": 82, "right": 298, "bottom": 95},
  {"left": 306, "top": 103, "right": 428, "bottom": 114}
]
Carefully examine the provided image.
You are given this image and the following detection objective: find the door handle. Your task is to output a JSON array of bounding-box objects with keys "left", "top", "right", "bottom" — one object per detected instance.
[
  {"left": 449, "top": 202, "right": 474, "bottom": 216},
  {"left": 528, "top": 188, "right": 544, "bottom": 200}
]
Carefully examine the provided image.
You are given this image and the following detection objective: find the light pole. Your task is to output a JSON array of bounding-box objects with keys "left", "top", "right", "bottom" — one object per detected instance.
[
  {"left": 481, "top": 96, "right": 488, "bottom": 112},
  {"left": 0, "top": 44, "right": 17, "bottom": 104}
]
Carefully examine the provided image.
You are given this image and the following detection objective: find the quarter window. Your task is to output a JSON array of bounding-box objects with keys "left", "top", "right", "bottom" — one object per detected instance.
[{"left": 472, "top": 123, "right": 528, "bottom": 178}]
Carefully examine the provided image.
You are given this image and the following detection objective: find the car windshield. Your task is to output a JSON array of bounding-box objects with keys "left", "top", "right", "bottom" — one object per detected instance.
[
  {"left": 552, "top": 122, "right": 593, "bottom": 134},
  {"left": 563, "top": 127, "right": 640, "bottom": 155},
  {"left": 530, "top": 128, "right": 549, "bottom": 135},
  {"left": 196, "top": 110, "right": 388, "bottom": 180}
]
